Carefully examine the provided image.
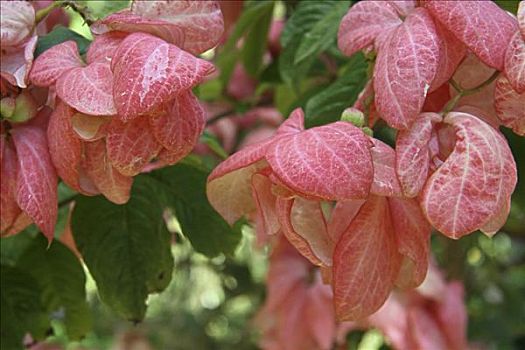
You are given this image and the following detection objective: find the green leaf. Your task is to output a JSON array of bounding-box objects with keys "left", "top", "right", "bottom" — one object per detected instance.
[
  {"left": 16, "top": 236, "right": 91, "bottom": 340},
  {"left": 200, "top": 132, "right": 228, "bottom": 159},
  {"left": 71, "top": 177, "right": 174, "bottom": 321},
  {"left": 0, "top": 231, "right": 34, "bottom": 266},
  {"left": 305, "top": 53, "right": 367, "bottom": 127},
  {"left": 1, "top": 265, "right": 50, "bottom": 350},
  {"left": 241, "top": 2, "right": 274, "bottom": 76},
  {"left": 34, "top": 26, "right": 91, "bottom": 58},
  {"left": 494, "top": 0, "right": 520, "bottom": 14},
  {"left": 279, "top": 33, "right": 318, "bottom": 87},
  {"left": 147, "top": 161, "right": 242, "bottom": 257}
]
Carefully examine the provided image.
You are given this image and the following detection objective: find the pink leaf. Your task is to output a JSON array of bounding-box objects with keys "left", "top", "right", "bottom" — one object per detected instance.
[
  {"left": 0, "top": 138, "right": 22, "bottom": 234},
  {"left": 275, "top": 108, "right": 305, "bottom": 136},
  {"left": 149, "top": 90, "right": 205, "bottom": 153},
  {"left": 421, "top": 112, "right": 517, "bottom": 238},
  {"left": 112, "top": 32, "right": 215, "bottom": 120},
  {"left": 407, "top": 307, "right": 449, "bottom": 350},
  {"left": 389, "top": 197, "right": 431, "bottom": 289},
  {"left": 494, "top": 75, "right": 525, "bottom": 136},
  {"left": 306, "top": 282, "right": 336, "bottom": 350},
  {"left": 267, "top": 122, "right": 373, "bottom": 200},
  {"left": 11, "top": 125, "right": 57, "bottom": 241},
  {"left": 374, "top": 8, "right": 440, "bottom": 129},
  {"left": 82, "top": 139, "right": 133, "bottom": 204},
  {"left": 251, "top": 170, "right": 280, "bottom": 238},
  {"left": 333, "top": 195, "right": 401, "bottom": 321},
  {"left": 0, "top": 0, "right": 35, "bottom": 47},
  {"left": 519, "top": 1, "right": 525, "bottom": 38},
  {"left": 86, "top": 32, "right": 127, "bottom": 64},
  {"left": 435, "top": 282, "right": 468, "bottom": 350},
  {"left": 387, "top": 0, "right": 416, "bottom": 17},
  {"left": 396, "top": 112, "right": 442, "bottom": 197},
  {"left": 47, "top": 101, "right": 84, "bottom": 193},
  {"left": 480, "top": 198, "right": 511, "bottom": 237},
  {"left": 370, "top": 138, "right": 402, "bottom": 197},
  {"left": 56, "top": 61, "right": 117, "bottom": 116},
  {"left": 1, "top": 36, "right": 37, "bottom": 88},
  {"left": 424, "top": 0, "right": 518, "bottom": 70},
  {"left": 504, "top": 31, "right": 525, "bottom": 94},
  {"left": 70, "top": 113, "right": 110, "bottom": 141},
  {"left": 30, "top": 41, "right": 84, "bottom": 87},
  {"left": 105, "top": 116, "right": 162, "bottom": 176},
  {"left": 337, "top": 1, "right": 401, "bottom": 57},
  {"left": 327, "top": 199, "right": 365, "bottom": 243}
]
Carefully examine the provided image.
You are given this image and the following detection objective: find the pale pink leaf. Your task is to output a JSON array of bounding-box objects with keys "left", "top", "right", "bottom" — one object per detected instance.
[
  {"left": 306, "top": 282, "right": 336, "bottom": 350},
  {"left": 480, "top": 198, "right": 511, "bottom": 237},
  {"left": 71, "top": 113, "right": 110, "bottom": 141},
  {"left": 389, "top": 197, "right": 431, "bottom": 289},
  {"left": 504, "top": 31, "right": 525, "bottom": 93},
  {"left": 387, "top": 0, "right": 416, "bottom": 17},
  {"left": 370, "top": 138, "right": 402, "bottom": 197},
  {"left": 12, "top": 125, "right": 57, "bottom": 241},
  {"left": 374, "top": 8, "right": 440, "bottom": 129},
  {"left": 407, "top": 307, "right": 449, "bottom": 350},
  {"left": 105, "top": 117, "right": 162, "bottom": 176},
  {"left": 149, "top": 90, "right": 205, "bottom": 154},
  {"left": 0, "top": 0, "right": 35, "bottom": 47},
  {"left": 82, "top": 139, "right": 133, "bottom": 204},
  {"left": 112, "top": 32, "right": 215, "bottom": 120},
  {"left": 421, "top": 112, "right": 517, "bottom": 238},
  {"left": 494, "top": 75, "right": 525, "bottom": 136},
  {"left": 267, "top": 122, "right": 373, "bottom": 200},
  {"left": 274, "top": 108, "right": 305, "bottom": 136},
  {"left": 56, "top": 61, "right": 117, "bottom": 116},
  {"left": 396, "top": 112, "right": 442, "bottom": 198},
  {"left": 424, "top": 0, "right": 518, "bottom": 70},
  {"left": 327, "top": 199, "right": 365, "bottom": 243},
  {"left": 333, "top": 195, "right": 401, "bottom": 321},
  {"left": 435, "top": 282, "right": 468, "bottom": 350},
  {"left": 1, "top": 36, "right": 37, "bottom": 88},
  {"left": 86, "top": 32, "right": 128, "bottom": 64},
  {"left": 252, "top": 170, "right": 280, "bottom": 238},
  {"left": 367, "top": 293, "right": 410, "bottom": 350},
  {"left": 30, "top": 41, "right": 84, "bottom": 87},
  {"left": 337, "top": 1, "right": 401, "bottom": 57},
  {"left": 0, "top": 138, "right": 22, "bottom": 234},
  {"left": 519, "top": 1, "right": 525, "bottom": 38}
]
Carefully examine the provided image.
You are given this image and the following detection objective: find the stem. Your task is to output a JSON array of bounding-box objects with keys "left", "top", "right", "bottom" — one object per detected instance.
[
  {"left": 442, "top": 71, "right": 500, "bottom": 114},
  {"left": 206, "top": 109, "right": 235, "bottom": 126}
]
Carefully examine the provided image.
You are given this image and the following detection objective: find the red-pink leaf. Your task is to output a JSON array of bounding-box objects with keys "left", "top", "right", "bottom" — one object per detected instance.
[
  {"left": 407, "top": 306, "right": 449, "bottom": 350},
  {"left": 480, "top": 198, "right": 511, "bottom": 237},
  {"left": 421, "top": 112, "right": 517, "bottom": 238},
  {"left": 333, "top": 195, "right": 401, "bottom": 321},
  {"left": 267, "top": 122, "right": 373, "bottom": 200},
  {"left": 112, "top": 32, "right": 215, "bottom": 120},
  {"left": 0, "top": 0, "right": 35, "bottom": 47},
  {"left": 275, "top": 108, "right": 305, "bottom": 136},
  {"left": 11, "top": 125, "right": 57, "bottom": 241},
  {"left": 149, "top": 90, "right": 204, "bottom": 152},
  {"left": 389, "top": 197, "right": 431, "bottom": 289},
  {"left": 86, "top": 32, "right": 127, "bottom": 64},
  {"left": 106, "top": 116, "right": 162, "bottom": 176},
  {"left": 82, "top": 139, "right": 133, "bottom": 204},
  {"left": 0, "top": 138, "right": 22, "bottom": 234},
  {"left": 327, "top": 199, "right": 365, "bottom": 243},
  {"left": 504, "top": 31, "right": 525, "bottom": 94},
  {"left": 396, "top": 112, "right": 442, "bottom": 198},
  {"left": 338, "top": 1, "right": 401, "bottom": 57},
  {"left": 56, "top": 61, "right": 116, "bottom": 116},
  {"left": 424, "top": 0, "right": 518, "bottom": 70},
  {"left": 30, "top": 41, "right": 84, "bottom": 87},
  {"left": 435, "top": 282, "right": 468, "bottom": 350},
  {"left": 1, "top": 35, "right": 37, "bottom": 88},
  {"left": 374, "top": 8, "right": 440, "bottom": 129},
  {"left": 423, "top": 83, "right": 450, "bottom": 113},
  {"left": 494, "top": 75, "right": 525, "bottom": 136},
  {"left": 47, "top": 101, "right": 84, "bottom": 193},
  {"left": 370, "top": 138, "right": 402, "bottom": 197}
]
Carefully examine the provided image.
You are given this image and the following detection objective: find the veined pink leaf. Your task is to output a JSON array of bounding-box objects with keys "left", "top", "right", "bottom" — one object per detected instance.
[
  {"left": 105, "top": 116, "right": 162, "bottom": 176},
  {"left": 338, "top": 1, "right": 401, "bottom": 57},
  {"left": 47, "top": 101, "right": 85, "bottom": 193},
  {"left": 333, "top": 195, "right": 401, "bottom": 321},
  {"left": 421, "top": 112, "right": 517, "bottom": 238},
  {"left": 275, "top": 108, "right": 305, "bottom": 136},
  {"left": 504, "top": 31, "right": 525, "bottom": 94},
  {"left": 82, "top": 139, "right": 133, "bottom": 204},
  {"left": 112, "top": 32, "right": 215, "bottom": 120},
  {"left": 86, "top": 31, "right": 128, "bottom": 64},
  {"left": 56, "top": 61, "right": 117, "bottom": 116},
  {"left": 370, "top": 138, "right": 402, "bottom": 197},
  {"left": 396, "top": 113, "right": 442, "bottom": 198},
  {"left": 374, "top": 8, "right": 440, "bottom": 129},
  {"left": 149, "top": 90, "right": 205, "bottom": 152},
  {"left": 389, "top": 197, "right": 431, "bottom": 289},
  {"left": 1, "top": 35, "right": 37, "bottom": 88},
  {"left": 0, "top": 0, "right": 35, "bottom": 47},
  {"left": 480, "top": 198, "right": 511, "bottom": 237},
  {"left": 0, "top": 138, "right": 22, "bottom": 234},
  {"left": 71, "top": 113, "right": 110, "bottom": 141},
  {"left": 252, "top": 170, "right": 280, "bottom": 238},
  {"left": 92, "top": 1, "right": 223, "bottom": 55},
  {"left": 519, "top": 2, "right": 525, "bottom": 38},
  {"left": 327, "top": 199, "right": 365, "bottom": 243},
  {"left": 30, "top": 41, "right": 84, "bottom": 87},
  {"left": 267, "top": 122, "right": 373, "bottom": 200},
  {"left": 11, "top": 125, "right": 57, "bottom": 241},
  {"left": 424, "top": 0, "right": 518, "bottom": 70},
  {"left": 387, "top": 0, "right": 416, "bottom": 17},
  {"left": 494, "top": 75, "right": 525, "bottom": 136}
]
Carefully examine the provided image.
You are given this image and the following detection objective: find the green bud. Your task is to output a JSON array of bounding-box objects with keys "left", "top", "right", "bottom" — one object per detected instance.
[
  {"left": 362, "top": 127, "right": 374, "bottom": 137},
  {"left": 0, "top": 97, "right": 16, "bottom": 118},
  {"left": 9, "top": 92, "right": 38, "bottom": 123},
  {"left": 341, "top": 107, "right": 365, "bottom": 128}
]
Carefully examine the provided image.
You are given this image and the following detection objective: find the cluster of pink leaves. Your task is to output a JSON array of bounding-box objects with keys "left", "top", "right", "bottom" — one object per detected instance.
[{"left": 1, "top": 0, "right": 224, "bottom": 241}]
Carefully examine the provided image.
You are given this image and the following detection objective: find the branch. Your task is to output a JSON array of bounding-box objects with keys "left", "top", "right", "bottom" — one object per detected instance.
[{"left": 442, "top": 71, "right": 500, "bottom": 114}]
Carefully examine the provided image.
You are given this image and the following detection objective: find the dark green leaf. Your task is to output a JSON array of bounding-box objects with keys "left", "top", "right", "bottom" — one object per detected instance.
[
  {"left": 147, "top": 161, "right": 242, "bottom": 257},
  {"left": 241, "top": 2, "right": 274, "bottom": 76},
  {"left": 34, "top": 26, "right": 91, "bottom": 58},
  {"left": 494, "top": 0, "right": 520, "bottom": 14},
  {"left": 305, "top": 53, "right": 367, "bottom": 127},
  {"left": 1, "top": 265, "right": 50, "bottom": 350},
  {"left": 16, "top": 236, "right": 91, "bottom": 340},
  {"left": 71, "top": 177, "right": 174, "bottom": 321}
]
